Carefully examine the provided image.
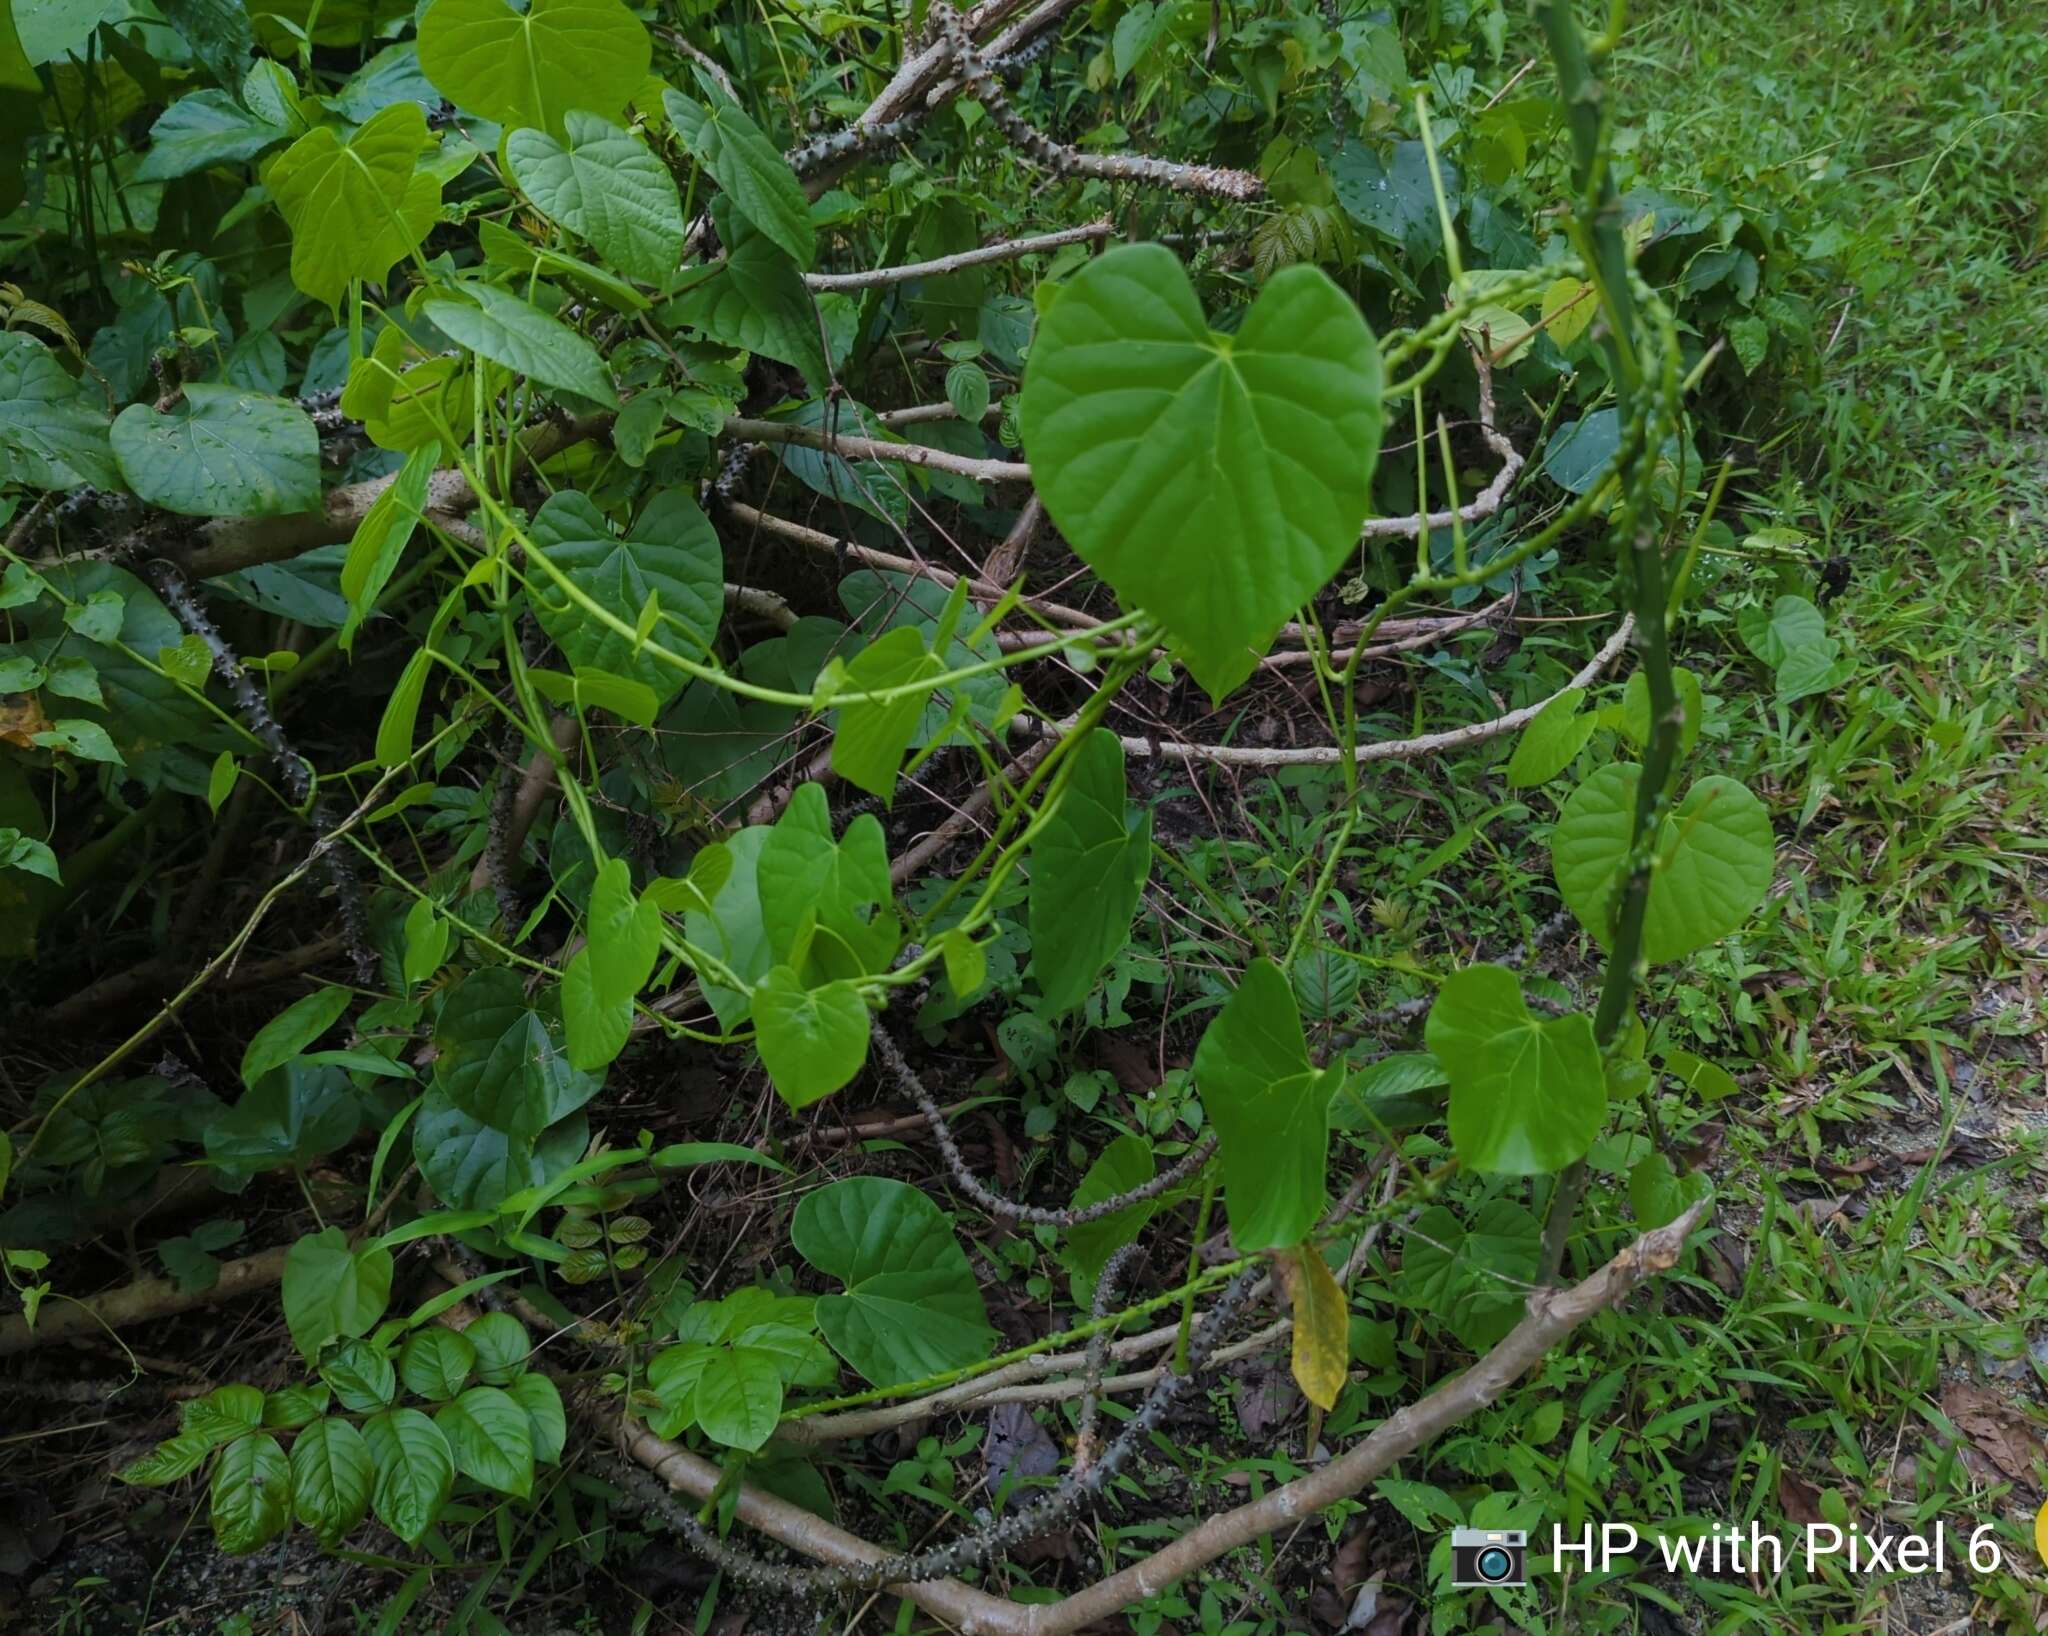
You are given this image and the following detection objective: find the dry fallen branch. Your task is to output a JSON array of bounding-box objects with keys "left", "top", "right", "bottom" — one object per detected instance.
[
  {"left": 1359, "top": 352, "right": 1523, "bottom": 541},
  {"left": 1108, "top": 616, "right": 1633, "bottom": 768},
  {"left": 0, "top": 1245, "right": 289, "bottom": 1357},
  {"left": 804, "top": 220, "right": 1112, "bottom": 290},
  {"left": 1259, "top": 595, "right": 1512, "bottom": 670},
  {"left": 624, "top": 1199, "right": 1709, "bottom": 1634},
  {"left": 724, "top": 415, "right": 1032, "bottom": 484}
]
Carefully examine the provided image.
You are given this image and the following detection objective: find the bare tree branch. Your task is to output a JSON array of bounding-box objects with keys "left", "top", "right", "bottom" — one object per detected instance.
[
  {"left": 805, "top": 220, "right": 1112, "bottom": 290},
  {"left": 620, "top": 1198, "right": 1709, "bottom": 1635},
  {"left": 1105, "top": 617, "right": 1632, "bottom": 768},
  {"left": 724, "top": 416, "right": 1031, "bottom": 484}
]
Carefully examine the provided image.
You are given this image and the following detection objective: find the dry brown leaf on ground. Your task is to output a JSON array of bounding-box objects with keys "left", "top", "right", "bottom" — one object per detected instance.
[{"left": 1940, "top": 1380, "right": 2046, "bottom": 1482}]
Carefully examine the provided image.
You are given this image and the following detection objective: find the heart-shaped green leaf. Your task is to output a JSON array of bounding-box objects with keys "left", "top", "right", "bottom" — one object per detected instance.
[
  {"left": 666, "top": 197, "right": 829, "bottom": 394},
  {"left": 1396, "top": 1201, "right": 1541, "bottom": 1350},
  {"left": 1505, "top": 686, "right": 1593, "bottom": 788},
  {"left": 112, "top": 384, "right": 321, "bottom": 517},
  {"left": 752, "top": 967, "right": 869, "bottom": 1109},
  {"left": 265, "top": 102, "right": 440, "bottom": 308},
  {"left": 0, "top": 333, "right": 119, "bottom": 491},
  {"left": 1628, "top": 1151, "right": 1712, "bottom": 1230},
  {"left": 282, "top": 1226, "right": 393, "bottom": 1362},
  {"left": 412, "top": 1092, "right": 587, "bottom": 1210},
  {"left": 793, "top": 1177, "right": 994, "bottom": 1387},
  {"left": 431, "top": 968, "right": 602, "bottom": 1139},
  {"left": 1425, "top": 963, "right": 1604, "bottom": 1175},
  {"left": 528, "top": 489, "right": 723, "bottom": 706},
  {"left": 756, "top": 783, "right": 901, "bottom": 982},
  {"left": 1028, "top": 729, "right": 1152, "bottom": 1016},
  {"left": 1551, "top": 763, "right": 1773, "bottom": 963},
  {"left": 1019, "top": 245, "right": 1382, "bottom": 700},
  {"left": 417, "top": 0, "right": 648, "bottom": 135},
  {"left": 1192, "top": 956, "right": 1341, "bottom": 1250},
  {"left": 506, "top": 112, "right": 685, "bottom": 286}
]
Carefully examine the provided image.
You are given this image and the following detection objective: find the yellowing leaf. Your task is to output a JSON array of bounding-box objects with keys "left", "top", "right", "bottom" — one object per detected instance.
[
  {"left": 0, "top": 691, "right": 51, "bottom": 748},
  {"left": 1278, "top": 1246, "right": 1348, "bottom": 1410},
  {"left": 1541, "top": 277, "right": 1596, "bottom": 349},
  {"left": 265, "top": 102, "right": 440, "bottom": 308}
]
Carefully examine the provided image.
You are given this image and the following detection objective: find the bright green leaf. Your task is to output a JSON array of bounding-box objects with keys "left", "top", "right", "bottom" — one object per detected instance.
[
  {"left": 1018, "top": 246, "right": 1382, "bottom": 699},
  {"left": 664, "top": 72, "right": 813, "bottom": 269},
  {"left": 0, "top": 332, "right": 119, "bottom": 491},
  {"left": 792, "top": 1177, "right": 994, "bottom": 1387},
  {"left": 111, "top": 384, "right": 321, "bottom": 518},
  {"left": 752, "top": 967, "right": 869, "bottom": 1109},
  {"left": 435, "top": 1385, "right": 534, "bottom": 1497},
  {"left": 265, "top": 102, "right": 440, "bottom": 308},
  {"left": 364, "top": 1407, "right": 455, "bottom": 1544},
  {"left": 418, "top": 0, "right": 650, "bottom": 135},
  {"left": 290, "top": 1417, "right": 374, "bottom": 1545},
  {"left": 210, "top": 1433, "right": 292, "bottom": 1553},
  {"left": 1551, "top": 763, "right": 1773, "bottom": 963},
  {"left": 398, "top": 1326, "right": 476, "bottom": 1401},
  {"left": 506, "top": 112, "right": 685, "bottom": 285},
  {"left": 283, "top": 1226, "right": 395, "bottom": 1363},
  {"left": 242, "top": 985, "right": 352, "bottom": 1087},
  {"left": 424, "top": 284, "right": 618, "bottom": 406},
  {"left": 1505, "top": 686, "right": 1593, "bottom": 788},
  {"left": 1191, "top": 956, "right": 1340, "bottom": 1250},
  {"left": 1027, "top": 729, "right": 1152, "bottom": 1016},
  {"left": 1425, "top": 963, "right": 1605, "bottom": 1175}
]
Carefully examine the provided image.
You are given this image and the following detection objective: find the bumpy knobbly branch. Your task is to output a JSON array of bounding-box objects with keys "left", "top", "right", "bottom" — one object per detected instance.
[
  {"left": 142, "top": 560, "right": 375, "bottom": 978},
  {"left": 869, "top": 1024, "right": 1217, "bottom": 1228},
  {"left": 935, "top": 8, "right": 1262, "bottom": 200},
  {"left": 141, "top": 559, "right": 312, "bottom": 803},
  {"left": 1075, "top": 1241, "right": 1144, "bottom": 1470},
  {"left": 620, "top": 1200, "right": 1709, "bottom": 1636},
  {"left": 620, "top": 1264, "right": 1265, "bottom": 1601}
]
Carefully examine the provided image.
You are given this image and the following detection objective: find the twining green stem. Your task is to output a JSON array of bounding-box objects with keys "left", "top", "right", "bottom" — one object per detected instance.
[
  {"left": 783, "top": 1252, "right": 1259, "bottom": 1421},
  {"left": 911, "top": 635, "right": 1157, "bottom": 936},
  {"left": 1174, "top": 1172, "right": 1221, "bottom": 1374},
  {"left": 1534, "top": 0, "right": 1691, "bottom": 1282}
]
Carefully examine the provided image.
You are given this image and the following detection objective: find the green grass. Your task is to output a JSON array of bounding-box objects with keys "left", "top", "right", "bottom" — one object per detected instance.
[
  {"left": 1502, "top": 3, "right": 2048, "bottom": 1630},
  {"left": 1113, "top": 8, "right": 2046, "bottom": 1634}
]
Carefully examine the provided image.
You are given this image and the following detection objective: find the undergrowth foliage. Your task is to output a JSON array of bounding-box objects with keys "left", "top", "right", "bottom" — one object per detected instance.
[{"left": 0, "top": 0, "right": 1804, "bottom": 1622}]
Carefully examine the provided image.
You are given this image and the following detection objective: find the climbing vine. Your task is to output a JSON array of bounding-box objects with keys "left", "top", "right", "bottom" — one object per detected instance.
[{"left": 0, "top": 0, "right": 1785, "bottom": 1623}]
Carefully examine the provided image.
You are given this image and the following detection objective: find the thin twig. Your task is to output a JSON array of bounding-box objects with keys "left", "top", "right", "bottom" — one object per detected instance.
[
  {"left": 870, "top": 1023, "right": 1217, "bottom": 1228},
  {"left": 804, "top": 220, "right": 1112, "bottom": 290}
]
